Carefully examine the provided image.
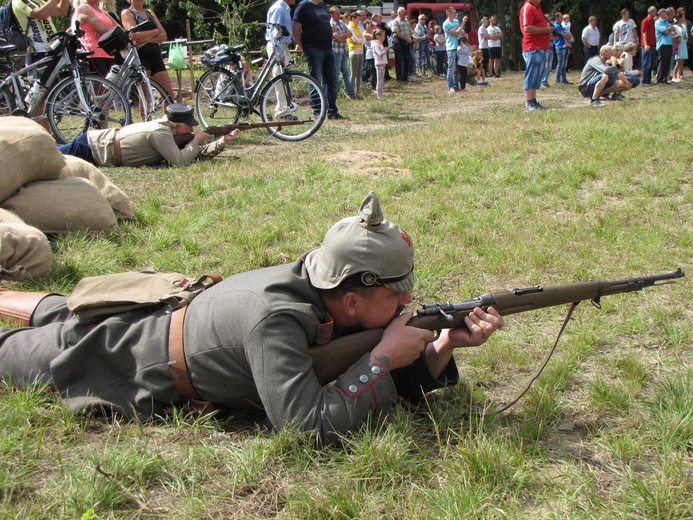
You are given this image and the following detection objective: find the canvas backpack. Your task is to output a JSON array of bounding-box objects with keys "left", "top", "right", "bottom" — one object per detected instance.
[{"left": 0, "top": 1, "right": 29, "bottom": 51}]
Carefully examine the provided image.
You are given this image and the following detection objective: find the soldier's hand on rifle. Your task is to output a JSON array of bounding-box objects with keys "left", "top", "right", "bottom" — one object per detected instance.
[
  {"left": 192, "top": 131, "right": 212, "bottom": 145},
  {"left": 372, "top": 311, "right": 435, "bottom": 370},
  {"left": 440, "top": 307, "right": 505, "bottom": 350},
  {"left": 223, "top": 129, "right": 240, "bottom": 143}
]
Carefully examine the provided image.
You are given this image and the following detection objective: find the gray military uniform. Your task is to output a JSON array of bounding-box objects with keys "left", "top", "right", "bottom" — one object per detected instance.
[{"left": 0, "top": 259, "right": 459, "bottom": 441}]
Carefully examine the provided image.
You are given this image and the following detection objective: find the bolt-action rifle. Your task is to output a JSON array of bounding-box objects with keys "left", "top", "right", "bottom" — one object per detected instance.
[
  {"left": 309, "top": 269, "right": 685, "bottom": 388},
  {"left": 174, "top": 120, "right": 308, "bottom": 148}
]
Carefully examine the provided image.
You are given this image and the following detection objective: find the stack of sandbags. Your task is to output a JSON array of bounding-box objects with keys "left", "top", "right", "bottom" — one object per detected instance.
[
  {"left": 0, "top": 208, "right": 52, "bottom": 279},
  {"left": 0, "top": 117, "right": 134, "bottom": 280}
]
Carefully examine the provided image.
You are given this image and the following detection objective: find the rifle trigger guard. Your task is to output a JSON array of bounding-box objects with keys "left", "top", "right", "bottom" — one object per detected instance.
[{"left": 591, "top": 297, "right": 601, "bottom": 309}]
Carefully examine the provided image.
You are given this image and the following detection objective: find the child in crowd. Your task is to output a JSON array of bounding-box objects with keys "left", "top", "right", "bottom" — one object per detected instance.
[
  {"left": 472, "top": 49, "right": 488, "bottom": 85},
  {"left": 561, "top": 14, "right": 574, "bottom": 72},
  {"left": 621, "top": 42, "right": 642, "bottom": 90},
  {"left": 433, "top": 26, "right": 446, "bottom": 77},
  {"left": 456, "top": 35, "right": 473, "bottom": 92},
  {"left": 372, "top": 29, "right": 388, "bottom": 99}
]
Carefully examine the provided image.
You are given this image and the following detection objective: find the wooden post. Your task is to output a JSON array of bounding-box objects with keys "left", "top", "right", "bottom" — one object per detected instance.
[{"left": 186, "top": 20, "right": 196, "bottom": 94}]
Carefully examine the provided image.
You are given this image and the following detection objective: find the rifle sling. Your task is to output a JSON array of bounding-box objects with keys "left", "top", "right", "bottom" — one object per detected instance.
[{"left": 495, "top": 301, "right": 580, "bottom": 414}]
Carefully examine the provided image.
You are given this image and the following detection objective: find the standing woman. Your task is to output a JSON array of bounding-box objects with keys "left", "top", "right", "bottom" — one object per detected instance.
[
  {"left": 672, "top": 8, "right": 688, "bottom": 82},
  {"left": 75, "top": 0, "right": 118, "bottom": 77},
  {"left": 121, "top": 0, "right": 175, "bottom": 100}
]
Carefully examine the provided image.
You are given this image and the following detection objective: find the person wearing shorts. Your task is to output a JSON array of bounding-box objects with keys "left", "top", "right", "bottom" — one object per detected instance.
[
  {"left": 120, "top": 0, "right": 174, "bottom": 100},
  {"left": 519, "top": 0, "right": 554, "bottom": 111}
]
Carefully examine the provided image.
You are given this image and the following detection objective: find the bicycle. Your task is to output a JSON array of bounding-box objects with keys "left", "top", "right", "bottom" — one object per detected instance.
[
  {"left": 0, "top": 26, "right": 130, "bottom": 143},
  {"left": 96, "top": 22, "right": 171, "bottom": 123},
  {"left": 194, "top": 23, "right": 326, "bottom": 142}
]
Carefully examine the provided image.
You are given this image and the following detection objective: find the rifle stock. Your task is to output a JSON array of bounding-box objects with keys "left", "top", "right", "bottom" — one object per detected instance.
[
  {"left": 309, "top": 269, "right": 684, "bottom": 385},
  {"left": 174, "top": 120, "right": 308, "bottom": 148}
]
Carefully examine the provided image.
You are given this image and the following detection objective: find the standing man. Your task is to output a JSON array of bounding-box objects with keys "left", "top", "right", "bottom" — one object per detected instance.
[
  {"left": 640, "top": 6, "right": 657, "bottom": 86},
  {"left": 487, "top": 15, "right": 503, "bottom": 78},
  {"left": 655, "top": 8, "right": 675, "bottom": 85},
  {"left": 477, "top": 16, "right": 490, "bottom": 75},
  {"left": 390, "top": 7, "right": 412, "bottom": 82},
  {"left": 581, "top": 16, "right": 600, "bottom": 64},
  {"left": 613, "top": 9, "right": 638, "bottom": 47},
  {"left": 266, "top": 0, "right": 296, "bottom": 120},
  {"left": 519, "top": 0, "right": 553, "bottom": 111},
  {"left": 553, "top": 11, "right": 572, "bottom": 84},
  {"left": 293, "top": 0, "right": 344, "bottom": 120},
  {"left": 443, "top": 6, "right": 465, "bottom": 93},
  {"left": 329, "top": 7, "right": 356, "bottom": 100}
]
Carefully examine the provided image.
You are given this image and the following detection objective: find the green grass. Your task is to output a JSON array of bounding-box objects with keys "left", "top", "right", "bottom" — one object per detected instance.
[{"left": 1, "top": 71, "right": 691, "bottom": 518}]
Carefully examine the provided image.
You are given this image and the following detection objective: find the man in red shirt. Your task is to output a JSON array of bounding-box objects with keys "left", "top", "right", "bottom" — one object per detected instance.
[
  {"left": 640, "top": 5, "right": 657, "bottom": 85},
  {"left": 519, "top": 0, "right": 554, "bottom": 111}
]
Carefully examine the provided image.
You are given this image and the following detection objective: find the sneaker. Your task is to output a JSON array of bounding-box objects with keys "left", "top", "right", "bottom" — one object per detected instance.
[
  {"left": 460, "top": 87, "right": 469, "bottom": 93},
  {"left": 344, "top": 94, "right": 355, "bottom": 100},
  {"left": 671, "top": 78, "right": 681, "bottom": 83},
  {"left": 448, "top": 87, "right": 456, "bottom": 94},
  {"left": 590, "top": 99, "right": 604, "bottom": 107},
  {"left": 560, "top": 80, "right": 573, "bottom": 85},
  {"left": 525, "top": 103, "right": 542, "bottom": 112},
  {"left": 541, "top": 82, "right": 550, "bottom": 88},
  {"left": 327, "top": 113, "right": 346, "bottom": 120},
  {"left": 612, "top": 92, "right": 626, "bottom": 100},
  {"left": 534, "top": 101, "right": 548, "bottom": 110}
]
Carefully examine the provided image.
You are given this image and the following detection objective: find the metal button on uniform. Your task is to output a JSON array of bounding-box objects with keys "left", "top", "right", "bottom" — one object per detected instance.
[
  {"left": 359, "top": 374, "right": 369, "bottom": 383},
  {"left": 371, "top": 366, "right": 381, "bottom": 375},
  {"left": 348, "top": 385, "right": 358, "bottom": 393}
]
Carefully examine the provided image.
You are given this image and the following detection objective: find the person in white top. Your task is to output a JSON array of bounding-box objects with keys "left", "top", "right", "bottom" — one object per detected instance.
[
  {"left": 613, "top": 8, "right": 638, "bottom": 45},
  {"left": 487, "top": 15, "right": 503, "bottom": 78},
  {"left": 477, "top": 16, "right": 490, "bottom": 74},
  {"left": 581, "top": 15, "right": 601, "bottom": 63}
]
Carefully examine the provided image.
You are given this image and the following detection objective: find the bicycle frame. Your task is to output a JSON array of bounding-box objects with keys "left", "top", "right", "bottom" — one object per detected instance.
[{"left": 0, "top": 33, "right": 103, "bottom": 120}]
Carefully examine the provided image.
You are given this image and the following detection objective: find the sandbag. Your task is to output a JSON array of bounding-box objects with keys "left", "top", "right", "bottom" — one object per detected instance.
[
  {"left": 0, "top": 209, "right": 52, "bottom": 280},
  {"left": 0, "top": 178, "right": 117, "bottom": 234},
  {"left": 58, "top": 155, "right": 135, "bottom": 220},
  {"left": 0, "top": 117, "right": 66, "bottom": 202}
]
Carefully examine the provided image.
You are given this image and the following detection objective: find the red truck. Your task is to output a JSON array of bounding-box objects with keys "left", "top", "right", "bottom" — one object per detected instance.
[{"left": 406, "top": 3, "right": 479, "bottom": 46}]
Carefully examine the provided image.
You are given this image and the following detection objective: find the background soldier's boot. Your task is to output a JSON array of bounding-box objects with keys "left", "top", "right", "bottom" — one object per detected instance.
[{"left": 0, "top": 290, "right": 52, "bottom": 327}]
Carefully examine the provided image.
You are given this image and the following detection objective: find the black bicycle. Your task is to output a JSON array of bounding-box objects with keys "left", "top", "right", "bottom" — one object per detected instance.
[{"left": 195, "top": 23, "right": 326, "bottom": 142}]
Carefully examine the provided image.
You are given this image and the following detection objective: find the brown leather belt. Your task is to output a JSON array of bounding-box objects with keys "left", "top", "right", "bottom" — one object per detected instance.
[
  {"left": 167, "top": 304, "right": 200, "bottom": 400},
  {"left": 113, "top": 129, "right": 123, "bottom": 166}
]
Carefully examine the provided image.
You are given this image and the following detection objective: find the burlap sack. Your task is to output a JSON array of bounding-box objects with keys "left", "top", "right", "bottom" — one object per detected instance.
[
  {"left": 0, "top": 209, "right": 52, "bottom": 280},
  {"left": 58, "top": 155, "right": 135, "bottom": 220},
  {"left": 0, "top": 116, "right": 66, "bottom": 202},
  {"left": 0, "top": 178, "right": 117, "bottom": 234}
]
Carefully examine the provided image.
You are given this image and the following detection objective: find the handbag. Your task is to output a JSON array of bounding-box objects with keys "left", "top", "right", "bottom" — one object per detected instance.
[
  {"left": 98, "top": 26, "right": 130, "bottom": 56},
  {"left": 66, "top": 269, "right": 222, "bottom": 321},
  {"left": 168, "top": 42, "right": 186, "bottom": 69}
]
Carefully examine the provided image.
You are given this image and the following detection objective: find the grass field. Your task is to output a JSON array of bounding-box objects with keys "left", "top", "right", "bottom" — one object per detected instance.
[{"left": 1, "top": 70, "right": 691, "bottom": 519}]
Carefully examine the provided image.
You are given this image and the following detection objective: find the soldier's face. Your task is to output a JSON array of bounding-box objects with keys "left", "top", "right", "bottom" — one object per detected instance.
[{"left": 355, "top": 287, "right": 413, "bottom": 330}]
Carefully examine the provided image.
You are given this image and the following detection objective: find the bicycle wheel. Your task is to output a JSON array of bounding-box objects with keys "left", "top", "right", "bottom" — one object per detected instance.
[
  {"left": 195, "top": 67, "right": 245, "bottom": 127},
  {"left": 46, "top": 76, "right": 131, "bottom": 144},
  {"left": 126, "top": 76, "right": 171, "bottom": 123},
  {"left": 0, "top": 86, "right": 16, "bottom": 116},
  {"left": 258, "top": 71, "right": 326, "bottom": 141}
]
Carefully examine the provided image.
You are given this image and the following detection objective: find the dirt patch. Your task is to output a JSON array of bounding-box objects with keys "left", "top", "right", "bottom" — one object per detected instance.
[{"left": 327, "top": 149, "right": 409, "bottom": 176}]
